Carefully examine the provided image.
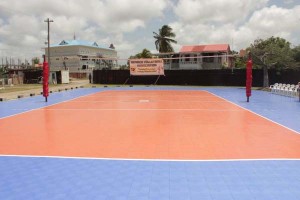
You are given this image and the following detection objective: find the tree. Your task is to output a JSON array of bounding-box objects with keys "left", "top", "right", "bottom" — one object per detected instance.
[
  {"left": 0, "top": 67, "right": 3, "bottom": 78},
  {"left": 119, "top": 64, "right": 129, "bottom": 70},
  {"left": 153, "top": 25, "right": 177, "bottom": 53},
  {"left": 292, "top": 45, "right": 300, "bottom": 63},
  {"left": 33, "top": 57, "right": 39, "bottom": 65},
  {"left": 128, "top": 49, "right": 153, "bottom": 67},
  {"left": 247, "top": 36, "right": 294, "bottom": 87},
  {"left": 230, "top": 50, "right": 247, "bottom": 68},
  {"left": 234, "top": 56, "right": 247, "bottom": 69},
  {"left": 130, "top": 49, "right": 152, "bottom": 59},
  {"left": 137, "top": 49, "right": 152, "bottom": 58}
]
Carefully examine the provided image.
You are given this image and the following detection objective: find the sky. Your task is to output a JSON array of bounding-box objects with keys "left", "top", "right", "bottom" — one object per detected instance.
[{"left": 0, "top": 0, "right": 299, "bottom": 63}]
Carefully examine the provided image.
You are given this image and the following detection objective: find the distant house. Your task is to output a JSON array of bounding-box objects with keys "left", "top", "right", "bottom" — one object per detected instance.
[
  {"left": 45, "top": 40, "right": 117, "bottom": 77},
  {"left": 156, "top": 44, "right": 234, "bottom": 70}
]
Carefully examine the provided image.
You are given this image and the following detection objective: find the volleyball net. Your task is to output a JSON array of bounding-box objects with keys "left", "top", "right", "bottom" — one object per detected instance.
[{"left": 48, "top": 54, "right": 236, "bottom": 73}]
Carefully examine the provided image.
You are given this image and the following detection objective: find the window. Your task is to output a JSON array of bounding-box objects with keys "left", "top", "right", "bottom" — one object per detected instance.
[
  {"left": 185, "top": 54, "right": 190, "bottom": 62},
  {"left": 218, "top": 57, "right": 222, "bottom": 63},
  {"left": 172, "top": 54, "right": 179, "bottom": 63},
  {"left": 203, "top": 53, "right": 214, "bottom": 63},
  {"left": 194, "top": 54, "right": 197, "bottom": 62}
]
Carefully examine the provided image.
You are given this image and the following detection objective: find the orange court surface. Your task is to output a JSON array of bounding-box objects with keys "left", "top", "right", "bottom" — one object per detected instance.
[{"left": 1, "top": 90, "right": 300, "bottom": 160}]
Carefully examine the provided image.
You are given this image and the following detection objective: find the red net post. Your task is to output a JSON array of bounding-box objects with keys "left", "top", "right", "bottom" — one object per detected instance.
[
  {"left": 43, "top": 59, "right": 49, "bottom": 102},
  {"left": 246, "top": 53, "right": 253, "bottom": 102}
]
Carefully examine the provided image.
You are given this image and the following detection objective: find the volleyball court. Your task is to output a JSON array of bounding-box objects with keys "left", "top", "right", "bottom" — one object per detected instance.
[{"left": 0, "top": 55, "right": 300, "bottom": 199}]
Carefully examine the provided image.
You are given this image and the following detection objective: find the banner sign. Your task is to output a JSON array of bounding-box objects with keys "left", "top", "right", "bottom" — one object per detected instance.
[{"left": 129, "top": 59, "right": 164, "bottom": 76}]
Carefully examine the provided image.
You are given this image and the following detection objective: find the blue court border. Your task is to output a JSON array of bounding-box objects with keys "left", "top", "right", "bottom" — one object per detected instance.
[{"left": 1, "top": 86, "right": 300, "bottom": 200}]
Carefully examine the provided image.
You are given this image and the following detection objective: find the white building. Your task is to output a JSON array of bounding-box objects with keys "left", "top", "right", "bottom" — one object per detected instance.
[
  {"left": 157, "top": 44, "right": 234, "bottom": 70},
  {"left": 45, "top": 40, "right": 118, "bottom": 76}
]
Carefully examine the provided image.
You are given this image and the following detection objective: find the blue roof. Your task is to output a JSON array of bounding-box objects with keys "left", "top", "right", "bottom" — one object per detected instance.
[{"left": 51, "top": 40, "right": 114, "bottom": 51}]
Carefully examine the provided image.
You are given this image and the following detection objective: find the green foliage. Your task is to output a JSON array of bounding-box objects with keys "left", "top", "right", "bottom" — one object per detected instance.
[
  {"left": 130, "top": 49, "right": 152, "bottom": 59},
  {"left": 153, "top": 25, "right": 177, "bottom": 53},
  {"left": 128, "top": 49, "right": 153, "bottom": 66},
  {"left": 33, "top": 57, "right": 39, "bottom": 65},
  {"left": 119, "top": 64, "right": 129, "bottom": 70},
  {"left": 234, "top": 56, "right": 247, "bottom": 69},
  {"left": 247, "top": 36, "right": 294, "bottom": 69},
  {"left": 292, "top": 45, "right": 300, "bottom": 62},
  {"left": 0, "top": 67, "right": 3, "bottom": 77}
]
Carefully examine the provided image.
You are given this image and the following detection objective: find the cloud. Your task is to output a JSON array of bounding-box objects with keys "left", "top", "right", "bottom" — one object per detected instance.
[
  {"left": 169, "top": 22, "right": 236, "bottom": 48},
  {"left": 0, "top": 0, "right": 170, "bottom": 33},
  {"left": 283, "top": 0, "right": 294, "bottom": 4},
  {"left": 0, "top": 0, "right": 300, "bottom": 62},
  {"left": 234, "top": 5, "right": 300, "bottom": 48},
  {"left": 100, "top": 0, "right": 169, "bottom": 32},
  {"left": 0, "top": 13, "right": 45, "bottom": 58},
  {"left": 171, "top": 2, "right": 300, "bottom": 51},
  {"left": 174, "top": 0, "right": 269, "bottom": 24},
  {"left": 247, "top": 5, "right": 300, "bottom": 35},
  {"left": 0, "top": 0, "right": 170, "bottom": 60}
]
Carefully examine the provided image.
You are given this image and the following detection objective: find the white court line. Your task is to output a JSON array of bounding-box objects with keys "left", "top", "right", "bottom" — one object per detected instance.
[
  {"left": 0, "top": 154, "right": 300, "bottom": 162},
  {"left": 139, "top": 100, "right": 150, "bottom": 103},
  {"left": 83, "top": 95, "right": 215, "bottom": 97},
  {"left": 206, "top": 91, "right": 300, "bottom": 135},
  {"left": 71, "top": 100, "right": 226, "bottom": 103},
  {"left": 41, "top": 108, "right": 243, "bottom": 111}
]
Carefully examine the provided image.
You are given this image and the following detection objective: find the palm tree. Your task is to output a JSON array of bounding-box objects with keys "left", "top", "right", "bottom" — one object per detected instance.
[
  {"left": 130, "top": 49, "right": 152, "bottom": 59},
  {"left": 153, "top": 25, "right": 177, "bottom": 53},
  {"left": 138, "top": 49, "right": 152, "bottom": 58}
]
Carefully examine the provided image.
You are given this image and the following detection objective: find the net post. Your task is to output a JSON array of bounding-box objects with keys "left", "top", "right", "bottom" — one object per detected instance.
[
  {"left": 246, "top": 52, "right": 253, "bottom": 102},
  {"left": 42, "top": 54, "right": 49, "bottom": 102},
  {"left": 298, "top": 82, "right": 300, "bottom": 102}
]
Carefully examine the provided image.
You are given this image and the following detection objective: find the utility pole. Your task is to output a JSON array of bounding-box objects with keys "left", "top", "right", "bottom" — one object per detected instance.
[
  {"left": 44, "top": 18, "right": 53, "bottom": 66},
  {"left": 43, "top": 18, "right": 53, "bottom": 103}
]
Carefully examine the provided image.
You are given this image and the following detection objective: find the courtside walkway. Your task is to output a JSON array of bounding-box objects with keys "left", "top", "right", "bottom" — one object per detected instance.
[{"left": 0, "top": 79, "right": 89, "bottom": 101}]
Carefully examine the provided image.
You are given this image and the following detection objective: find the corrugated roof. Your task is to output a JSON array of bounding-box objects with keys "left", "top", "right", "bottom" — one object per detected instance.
[
  {"left": 180, "top": 44, "right": 230, "bottom": 53},
  {"left": 51, "top": 40, "right": 114, "bottom": 51}
]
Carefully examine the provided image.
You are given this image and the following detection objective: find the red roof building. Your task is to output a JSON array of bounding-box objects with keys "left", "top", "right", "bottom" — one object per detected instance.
[
  {"left": 156, "top": 44, "right": 234, "bottom": 70},
  {"left": 180, "top": 44, "right": 230, "bottom": 53}
]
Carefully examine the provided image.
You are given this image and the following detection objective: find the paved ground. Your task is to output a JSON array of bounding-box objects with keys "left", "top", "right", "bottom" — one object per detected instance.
[{"left": 0, "top": 79, "right": 90, "bottom": 101}]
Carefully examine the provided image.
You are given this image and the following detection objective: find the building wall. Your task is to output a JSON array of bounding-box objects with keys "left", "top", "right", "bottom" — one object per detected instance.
[
  {"left": 45, "top": 45, "right": 117, "bottom": 73},
  {"left": 179, "top": 53, "right": 202, "bottom": 69},
  {"left": 160, "top": 52, "right": 231, "bottom": 70}
]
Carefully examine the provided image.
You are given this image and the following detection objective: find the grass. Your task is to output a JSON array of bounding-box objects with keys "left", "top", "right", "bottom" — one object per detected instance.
[
  {"left": 0, "top": 84, "right": 42, "bottom": 93},
  {"left": 0, "top": 83, "right": 89, "bottom": 94}
]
